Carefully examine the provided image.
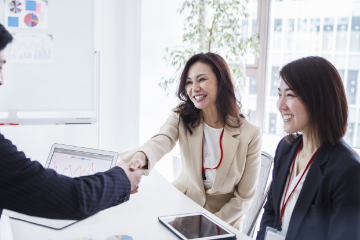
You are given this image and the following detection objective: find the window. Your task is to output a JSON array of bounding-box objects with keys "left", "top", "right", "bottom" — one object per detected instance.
[
  {"left": 239, "top": 0, "right": 274, "bottom": 128},
  {"left": 238, "top": 0, "right": 259, "bottom": 124},
  {"left": 261, "top": 0, "right": 360, "bottom": 148}
]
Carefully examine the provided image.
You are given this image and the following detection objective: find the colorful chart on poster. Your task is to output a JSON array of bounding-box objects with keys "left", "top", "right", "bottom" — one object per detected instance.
[
  {"left": 5, "top": 0, "right": 48, "bottom": 28},
  {"left": 9, "top": 1, "right": 22, "bottom": 13},
  {"left": 106, "top": 236, "right": 133, "bottom": 240},
  {"left": 24, "top": 13, "right": 38, "bottom": 27}
]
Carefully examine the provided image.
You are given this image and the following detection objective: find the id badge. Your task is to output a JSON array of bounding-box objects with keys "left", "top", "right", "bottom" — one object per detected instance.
[{"left": 265, "top": 226, "right": 285, "bottom": 240}]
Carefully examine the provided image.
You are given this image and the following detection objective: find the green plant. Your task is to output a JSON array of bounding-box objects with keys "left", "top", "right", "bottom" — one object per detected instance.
[{"left": 160, "top": 0, "right": 260, "bottom": 94}]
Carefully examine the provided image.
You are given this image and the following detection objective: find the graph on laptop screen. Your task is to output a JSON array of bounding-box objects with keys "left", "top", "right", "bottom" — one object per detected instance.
[{"left": 48, "top": 148, "right": 114, "bottom": 177}]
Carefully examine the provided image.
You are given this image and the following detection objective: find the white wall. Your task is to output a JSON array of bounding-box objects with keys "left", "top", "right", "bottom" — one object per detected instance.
[
  {"left": 140, "top": 0, "right": 186, "bottom": 181},
  {"left": 99, "top": 0, "right": 141, "bottom": 152},
  {"left": 139, "top": 0, "right": 185, "bottom": 143}
]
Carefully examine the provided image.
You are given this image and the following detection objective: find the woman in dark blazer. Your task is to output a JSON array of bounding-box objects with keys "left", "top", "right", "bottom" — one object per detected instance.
[{"left": 257, "top": 56, "right": 360, "bottom": 240}]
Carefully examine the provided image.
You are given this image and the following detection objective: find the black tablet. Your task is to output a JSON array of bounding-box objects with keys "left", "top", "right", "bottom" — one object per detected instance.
[{"left": 159, "top": 212, "right": 237, "bottom": 240}]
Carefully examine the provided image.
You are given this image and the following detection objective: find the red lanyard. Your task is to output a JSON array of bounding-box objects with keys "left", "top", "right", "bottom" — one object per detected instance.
[
  {"left": 280, "top": 142, "right": 319, "bottom": 222},
  {"left": 202, "top": 128, "right": 225, "bottom": 180}
]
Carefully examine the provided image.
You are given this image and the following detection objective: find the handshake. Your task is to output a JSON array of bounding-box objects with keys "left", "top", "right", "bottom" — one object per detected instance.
[{"left": 117, "top": 152, "right": 147, "bottom": 194}]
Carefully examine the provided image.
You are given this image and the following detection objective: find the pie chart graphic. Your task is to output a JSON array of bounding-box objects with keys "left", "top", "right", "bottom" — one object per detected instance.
[
  {"left": 106, "top": 236, "right": 133, "bottom": 240},
  {"left": 24, "top": 13, "right": 39, "bottom": 27},
  {"left": 9, "top": 1, "right": 22, "bottom": 13}
]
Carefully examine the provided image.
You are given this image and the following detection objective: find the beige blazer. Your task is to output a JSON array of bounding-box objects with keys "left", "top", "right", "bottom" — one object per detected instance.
[{"left": 120, "top": 113, "right": 262, "bottom": 230}]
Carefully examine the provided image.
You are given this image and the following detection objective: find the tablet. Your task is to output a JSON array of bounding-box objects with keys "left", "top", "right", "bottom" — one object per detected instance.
[
  {"left": 45, "top": 143, "right": 118, "bottom": 177},
  {"left": 159, "top": 212, "right": 237, "bottom": 240}
]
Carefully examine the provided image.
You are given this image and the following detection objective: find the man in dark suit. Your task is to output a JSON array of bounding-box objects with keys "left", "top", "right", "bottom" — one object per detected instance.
[{"left": 0, "top": 23, "right": 142, "bottom": 220}]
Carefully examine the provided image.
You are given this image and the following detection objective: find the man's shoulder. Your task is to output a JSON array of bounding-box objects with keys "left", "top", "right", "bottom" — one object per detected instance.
[{"left": 0, "top": 132, "right": 19, "bottom": 155}]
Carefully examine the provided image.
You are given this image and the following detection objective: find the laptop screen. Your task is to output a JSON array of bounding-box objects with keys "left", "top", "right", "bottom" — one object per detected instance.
[{"left": 47, "top": 148, "right": 114, "bottom": 178}]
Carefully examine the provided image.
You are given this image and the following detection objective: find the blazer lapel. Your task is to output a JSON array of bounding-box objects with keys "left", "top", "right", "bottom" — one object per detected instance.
[
  {"left": 272, "top": 138, "right": 302, "bottom": 230},
  {"left": 187, "top": 121, "right": 205, "bottom": 194},
  {"left": 208, "top": 126, "right": 240, "bottom": 193},
  {"left": 286, "top": 145, "right": 332, "bottom": 240}
]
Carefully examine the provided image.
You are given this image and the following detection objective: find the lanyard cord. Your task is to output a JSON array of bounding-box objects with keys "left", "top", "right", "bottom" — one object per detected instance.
[
  {"left": 280, "top": 141, "right": 319, "bottom": 222},
  {"left": 202, "top": 128, "right": 225, "bottom": 180}
]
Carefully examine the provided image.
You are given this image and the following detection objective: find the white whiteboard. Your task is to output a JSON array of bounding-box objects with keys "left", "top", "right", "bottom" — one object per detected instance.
[{"left": 0, "top": 0, "right": 95, "bottom": 113}]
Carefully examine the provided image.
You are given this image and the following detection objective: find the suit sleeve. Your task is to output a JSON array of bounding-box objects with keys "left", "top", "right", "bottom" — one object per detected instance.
[
  {"left": 326, "top": 159, "right": 360, "bottom": 240},
  {"left": 0, "top": 133, "right": 131, "bottom": 220},
  {"left": 120, "top": 114, "right": 180, "bottom": 175},
  {"left": 256, "top": 139, "right": 283, "bottom": 240},
  {"left": 214, "top": 127, "right": 262, "bottom": 226}
]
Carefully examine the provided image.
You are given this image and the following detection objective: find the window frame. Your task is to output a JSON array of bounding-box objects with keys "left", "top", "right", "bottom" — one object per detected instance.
[{"left": 245, "top": 0, "right": 271, "bottom": 129}]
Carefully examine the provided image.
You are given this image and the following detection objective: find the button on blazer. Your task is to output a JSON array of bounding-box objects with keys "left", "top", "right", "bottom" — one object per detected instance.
[{"left": 120, "top": 113, "right": 262, "bottom": 229}]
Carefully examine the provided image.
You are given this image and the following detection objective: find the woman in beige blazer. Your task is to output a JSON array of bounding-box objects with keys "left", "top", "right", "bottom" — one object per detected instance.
[{"left": 120, "top": 52, "right": 262, "bottom": 230}]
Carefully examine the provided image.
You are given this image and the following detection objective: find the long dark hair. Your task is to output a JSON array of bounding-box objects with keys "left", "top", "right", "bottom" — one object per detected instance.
[
  {"left": 279, "top": 56, "right": 348, "bottom": 147},
  {"left": 174, "top": 52, "right": 244, "bottom": 134}
]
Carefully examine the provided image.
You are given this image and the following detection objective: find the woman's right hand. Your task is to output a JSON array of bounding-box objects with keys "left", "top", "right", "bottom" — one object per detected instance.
[{"left": 129, "top": 151, "right": 148, "bottom": 171}]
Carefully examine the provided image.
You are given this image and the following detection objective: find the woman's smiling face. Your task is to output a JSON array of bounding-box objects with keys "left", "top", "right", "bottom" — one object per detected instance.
[
  {"left": 185, "top": 61, "right": 218, "bottom": 112},
  {"left": 277, "top": 78, "right": 310, "bottom": 135}
]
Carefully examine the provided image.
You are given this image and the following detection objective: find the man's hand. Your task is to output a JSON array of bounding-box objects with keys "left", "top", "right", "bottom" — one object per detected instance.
[
  {"left": 117, "top": 161, "right": 143, "bottom": 192},
  {"left": 128, "top": 152, "right": 148, "bottom": 171}
]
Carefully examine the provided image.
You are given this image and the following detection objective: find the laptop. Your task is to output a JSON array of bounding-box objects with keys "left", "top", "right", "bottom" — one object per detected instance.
[{"left": 6, "top": 144, "right": 119, "bottom": 230}]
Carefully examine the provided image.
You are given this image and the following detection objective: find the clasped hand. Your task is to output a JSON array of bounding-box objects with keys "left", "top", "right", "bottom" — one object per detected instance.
[
  {"left": 117, "top": 152, "right": 147, "bottom": 194},
  {"left": 117, "top": 161, "right": 143, "bottom": 194}
]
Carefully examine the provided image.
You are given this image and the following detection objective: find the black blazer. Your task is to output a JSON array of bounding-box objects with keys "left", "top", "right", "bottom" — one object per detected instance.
[
  {"left": 0, "top": 133, "right": 130, "bottom": 220},
  {"left": 257, "top": 136, "right": 360, "bottom": 240}
]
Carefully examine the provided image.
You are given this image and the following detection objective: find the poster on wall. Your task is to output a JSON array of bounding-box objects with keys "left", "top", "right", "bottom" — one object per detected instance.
[
  {"left": 8, "top": 34, "right": 53, "bottom": 63},
  {"left": 5, "top": 0, "right": 48, "bottom": 29}
]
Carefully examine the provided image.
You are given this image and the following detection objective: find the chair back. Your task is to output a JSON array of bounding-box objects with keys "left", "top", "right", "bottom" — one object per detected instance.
[{"left": 242, "top": 151, "right": 273, "bottom": 238}]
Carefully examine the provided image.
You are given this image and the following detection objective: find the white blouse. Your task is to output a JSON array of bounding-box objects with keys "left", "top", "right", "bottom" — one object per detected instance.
[
  {"left": 279, "top": 154, "right": 312, "bottom": 237},
  {"left": 202, "top": 123, "right": 223, "bottom": 190}
]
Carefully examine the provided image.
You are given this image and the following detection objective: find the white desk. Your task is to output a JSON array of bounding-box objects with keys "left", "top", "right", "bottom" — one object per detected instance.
[{"left": 8, "top": 170, "right": 252, "bottom": 240}]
